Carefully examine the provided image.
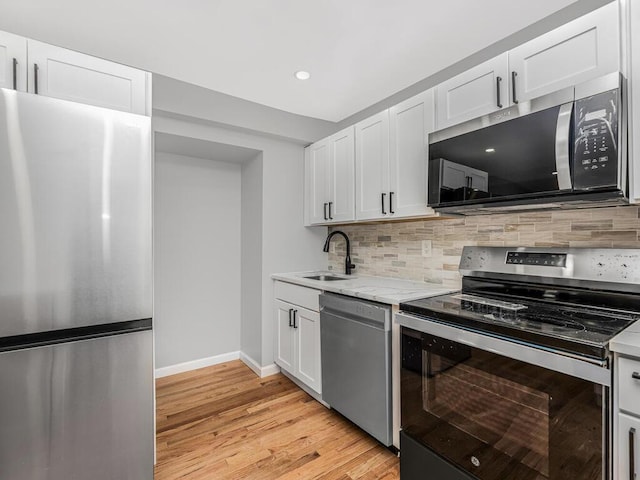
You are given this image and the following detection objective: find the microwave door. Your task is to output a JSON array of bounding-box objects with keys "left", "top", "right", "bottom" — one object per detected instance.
[{"left": 429, "top": 103, "right": 573, "bottom": 207}]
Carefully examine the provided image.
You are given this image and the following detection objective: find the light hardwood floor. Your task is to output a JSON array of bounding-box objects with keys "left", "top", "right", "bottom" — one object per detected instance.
[{"left": 154, "top": 360, "right": 400, "bottom": 479}]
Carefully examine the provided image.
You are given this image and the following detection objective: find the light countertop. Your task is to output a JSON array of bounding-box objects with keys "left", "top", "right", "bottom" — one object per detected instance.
[
  {"left": 271, "top": 271, "right": 456, "bottom": 305},
  {"left": 610, "top": 319, "right": 640, "bottom": 358}
]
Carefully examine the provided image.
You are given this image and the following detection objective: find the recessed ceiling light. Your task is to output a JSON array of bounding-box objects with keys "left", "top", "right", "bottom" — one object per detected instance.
[
  {"left": 485, "top": 148, "right": 495, "bottom": 153},
  {"left": 295, "top": 71, "right": 311, "bottom": 80}
]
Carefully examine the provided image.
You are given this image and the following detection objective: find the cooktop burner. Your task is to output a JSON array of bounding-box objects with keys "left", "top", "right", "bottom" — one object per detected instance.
[{"left": 401, "top": 286, "right": 640, "bottom": 360}]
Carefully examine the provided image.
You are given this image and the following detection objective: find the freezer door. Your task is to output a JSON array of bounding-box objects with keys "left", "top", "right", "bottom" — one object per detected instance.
[
  {"left": 0, "top": 330, "right": 153, "bottom": 480},
  {"left": 0, "top": 89, "right": 152, "bottom": 336}
]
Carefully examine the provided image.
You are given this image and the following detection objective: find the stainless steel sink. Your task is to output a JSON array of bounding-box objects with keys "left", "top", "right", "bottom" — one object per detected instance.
[{"left": 303, "top": 274, "right": 349, "bottom": 281}]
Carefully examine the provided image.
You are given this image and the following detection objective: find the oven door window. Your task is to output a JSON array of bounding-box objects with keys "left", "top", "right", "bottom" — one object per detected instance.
[{"left": 401, "top": 329, "right": 605, "bottom": 480}]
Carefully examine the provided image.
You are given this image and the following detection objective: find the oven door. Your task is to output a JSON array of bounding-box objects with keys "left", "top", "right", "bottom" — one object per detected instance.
[{"left": 399, "top": 318, "right": 610, "bottom": 480}]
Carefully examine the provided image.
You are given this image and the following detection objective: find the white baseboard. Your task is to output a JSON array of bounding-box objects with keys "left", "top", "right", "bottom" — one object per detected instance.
[
  {"left": 155, "top": 351, "right": 240, "bottom": 378},
  {"left": 240, "top": 352, "right": 280, "bottom": 378}
]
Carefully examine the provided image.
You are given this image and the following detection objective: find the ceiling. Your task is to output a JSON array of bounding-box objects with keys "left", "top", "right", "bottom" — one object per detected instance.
[{"left": 0, "top": 0, "right": 579, "bottom": 122}]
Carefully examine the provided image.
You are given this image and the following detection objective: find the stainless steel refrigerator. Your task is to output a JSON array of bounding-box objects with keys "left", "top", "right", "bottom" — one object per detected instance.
[{"left": 0, "top": 88, "right": 153, "bottom": 479}]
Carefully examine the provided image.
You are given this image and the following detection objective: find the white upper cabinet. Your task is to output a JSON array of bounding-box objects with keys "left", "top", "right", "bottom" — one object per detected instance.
[
  {"left": 355, "top": 110, "right": 390, "bottom": 221},
  {"left": 436, "top": 53, "right": 509, "bottom": 130},
  {"left": 626, "top": 0, "right": 640, "bottom": 203},
  {"left": 434, "top": 3, "right": 619, "bottom": 131},
  {"left": 355, "top": 90, "right": 436, "bottom": 221},
  {"left": 0, "top": 31, "right": 27, "bottom": 91},
  {"left": 509, "top": 2, "right": 619, "bottom": 104},
  {"left": 328, "top": 127, "right": 356, "bottom": 223},
  {"left": 0, "top": 30, "right": 150, "bottom": 115},
  {"left": 389, "top": 89, "right": 436, "bottom": 218},
  {"left": 305, "top": 141, "right": 331, "bottom": 225},
  {"left": 304, "top": 126, "right": 355, "bottom": 225},
  {"left": 28, "top": 40, "right": 149, "bottom": 115}
]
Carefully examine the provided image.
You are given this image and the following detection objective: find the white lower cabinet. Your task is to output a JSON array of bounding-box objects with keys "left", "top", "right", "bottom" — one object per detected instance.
[
  {"left": 274, "top": 282, "right": 321, "bottom": 394},
  {"left": 616, "top": 355, "right": 640, "bottom": 480},
  {"left": 292, "top": 307, "right": 321, "bottom": 392},
  {"left": 618, "top": 412, "right": 640, "bottom": 480}
]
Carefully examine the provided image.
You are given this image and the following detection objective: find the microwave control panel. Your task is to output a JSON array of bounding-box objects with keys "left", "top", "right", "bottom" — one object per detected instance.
[{"left": 573, "top": 89, "right": 618, "bottom": 190}]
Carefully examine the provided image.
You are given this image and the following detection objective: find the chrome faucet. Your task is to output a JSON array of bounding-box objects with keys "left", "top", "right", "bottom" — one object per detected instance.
[{"left": 323, "top": 230, "right": 356, "bottom": 275}]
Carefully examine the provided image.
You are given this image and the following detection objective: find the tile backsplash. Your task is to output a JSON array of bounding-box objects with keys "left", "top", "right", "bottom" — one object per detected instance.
[{"left": 327, "top": 205, "right": 640, "bottom": 289}]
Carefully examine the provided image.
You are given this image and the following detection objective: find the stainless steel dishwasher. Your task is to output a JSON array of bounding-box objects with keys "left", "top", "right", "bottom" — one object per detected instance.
[{"left": 320, "top": 292, "right": 392, "bottom": 446}]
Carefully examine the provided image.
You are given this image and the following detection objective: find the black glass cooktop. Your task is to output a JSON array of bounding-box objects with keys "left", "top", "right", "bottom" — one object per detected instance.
[{"left": 400, "top": 278, "right": 640, "bottom": 360}]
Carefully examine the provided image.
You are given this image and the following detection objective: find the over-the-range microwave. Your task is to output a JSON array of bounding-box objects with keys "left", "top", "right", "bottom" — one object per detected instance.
[{"left": 428, "top": 72, "right": 627, "bottom": 215}]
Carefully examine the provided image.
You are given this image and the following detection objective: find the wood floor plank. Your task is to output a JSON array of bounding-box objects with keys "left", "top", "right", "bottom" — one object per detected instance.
[{"left": 154, "top": 360, "right": 399, "bottom": 479}]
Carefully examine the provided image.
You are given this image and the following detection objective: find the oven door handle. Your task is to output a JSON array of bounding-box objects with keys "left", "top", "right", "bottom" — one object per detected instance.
[
  {"left": 555, "top": 102, "right": 574, "bottom": 191},
  {"left": 396, "top": 312, "right": 610, "bottom": 386}
]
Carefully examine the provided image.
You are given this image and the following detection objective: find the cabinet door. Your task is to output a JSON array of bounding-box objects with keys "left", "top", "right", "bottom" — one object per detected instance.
[
  {"left": 617, "top": 413, "right": 640, "bottom": 480},
  {"left": 355, "top": 110, "right": 390, "bottom": 220},
  {"left": 294, "top": 307, "right": 321, "bottom": 394},
  {"left": 27, "top": 40, "right": 149, "bottom": 114},
  {"left": 305, "top": 141, "right": 330, "bottom": 225},
  {"left": 435, "top": 53, "right": 509, "bottom": 130},
  {"left": 327, "top": 126, "right": 355, "bottom": 223},
  {"left": 274, "top": 300, "right": 295, "bottom": 373},
  {"left": 389, "top": 89, "right": 436, "bottom": 218},
  {"left": 509, "top": 2, "right": 619, "bottom": 104},
  {"left": 629, "top": 0, "right": 640, "bottom": 203},
  {"left": 0, "top": 30, "right": 27, "bottom": 91}
]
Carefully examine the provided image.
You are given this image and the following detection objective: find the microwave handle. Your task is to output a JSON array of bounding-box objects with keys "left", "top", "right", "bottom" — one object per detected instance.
[{"left": 555, "top": 102, "right": 574, "bottom": 191}]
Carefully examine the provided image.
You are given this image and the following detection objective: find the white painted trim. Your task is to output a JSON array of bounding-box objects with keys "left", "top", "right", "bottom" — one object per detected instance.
[
  {"left": 240, "top": 352, "right": 281, "bottom": 378},
  {"left": 279, "top": 369, "right": 327, "bottom": 406},
  {"left": 154, "top": 351, "right": 240, "bottom": 378}
]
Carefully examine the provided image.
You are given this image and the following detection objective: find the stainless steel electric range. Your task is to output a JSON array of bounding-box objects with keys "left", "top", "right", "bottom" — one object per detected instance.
[{"left": 397, "top": 247, "right": 640, "bottom": 480}]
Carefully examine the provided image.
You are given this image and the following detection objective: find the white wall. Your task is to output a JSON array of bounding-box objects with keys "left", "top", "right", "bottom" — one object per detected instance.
[
  {"left": 241, "top": 153, "right": 264, "bottom": 365},
  {"left": 154, "top": 115, "right": 328, "bottom": 370},
  {"left": 154, "top": 152, "right": 242, "bottom": 369}
]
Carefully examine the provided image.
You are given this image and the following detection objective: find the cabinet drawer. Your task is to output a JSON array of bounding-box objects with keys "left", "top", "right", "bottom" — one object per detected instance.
[
  {"left": 274, "top": 281, "right": 320, "bottom": 312},
  {"left": 619, "top": 356, "right": 640, "bottom": 415}
]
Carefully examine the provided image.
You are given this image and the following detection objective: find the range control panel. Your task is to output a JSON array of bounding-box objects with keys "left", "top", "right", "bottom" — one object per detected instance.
[{"left": 506, "top": 252, "right": 567, "bottom": 267}]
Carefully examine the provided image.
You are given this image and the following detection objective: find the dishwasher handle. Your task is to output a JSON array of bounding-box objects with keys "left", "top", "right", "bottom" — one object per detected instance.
[{"left": 321, "top": 306, "right": 390, "bottom": 331}]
